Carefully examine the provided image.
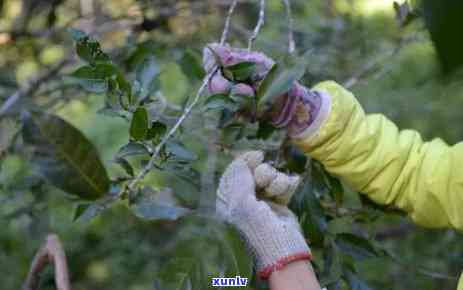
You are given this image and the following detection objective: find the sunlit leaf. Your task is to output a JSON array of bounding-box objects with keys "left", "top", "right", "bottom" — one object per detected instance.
[{"left": 22, "top": 111, "right": 110, "bottom": 200}]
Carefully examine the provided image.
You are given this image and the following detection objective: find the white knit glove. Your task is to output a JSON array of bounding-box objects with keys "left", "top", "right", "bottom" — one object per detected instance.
[{"left": 217, "top": 151, "right": 311, "bottom": 279}]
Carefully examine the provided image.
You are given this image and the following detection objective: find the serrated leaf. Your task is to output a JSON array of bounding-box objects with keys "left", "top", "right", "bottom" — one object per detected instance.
[
  {"left": 22, "top": 111, "right": 110, "bottom": 200},
  {"left": 166, "top": 141, "right": 197, "bottom": 161},
  {"left": 335, "top": 233, "right": 378, "bottom": 260},
  {"left": 130, "top": 107, "right": 149, "bottom": 141},
  {"left": 223, "top": 61, "right": 257, "bottom": 82},
  {"left": 179, "top": 49, "right": 205, "bottom": 81},
  {"left": 116, "top": 142, "right": 150, "bottom": 159}
]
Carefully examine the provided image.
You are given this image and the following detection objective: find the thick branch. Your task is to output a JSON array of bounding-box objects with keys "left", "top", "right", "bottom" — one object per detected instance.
[{"left": 23, "top": 234, "right": 72, "bottom": 290}]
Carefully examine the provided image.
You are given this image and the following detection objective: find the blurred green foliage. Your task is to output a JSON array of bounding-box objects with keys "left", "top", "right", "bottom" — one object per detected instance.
[{"left": 1, "top": 1, "right": 463, "bottom": 290}]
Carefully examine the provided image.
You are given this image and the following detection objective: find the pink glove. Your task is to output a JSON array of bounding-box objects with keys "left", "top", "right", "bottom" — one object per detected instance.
[{"left": 202, "top": 43, "right": 328, "bottom": 138}]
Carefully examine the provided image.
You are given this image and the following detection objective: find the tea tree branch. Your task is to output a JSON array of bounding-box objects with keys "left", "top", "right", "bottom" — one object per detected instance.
[
  {"left": 248, "top": 0, "right": 266, "bottom": 50},
  {"left": 282, "top": 0, "right": 295, "bottom": 54}
]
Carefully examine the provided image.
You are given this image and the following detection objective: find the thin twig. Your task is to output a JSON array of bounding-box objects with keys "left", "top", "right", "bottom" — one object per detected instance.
[
  {"left": 282, "top": 0, "right": 295, "bottom": 54},
  {"left": 248, "top": 0, "right": 266, "bottom": 50},
  {"left": 124, "top": 67, "right": 218, "bottom": 195},
  {"left": 220, "top": 0, "right": 239, "bottom": 45},
  {"left": 0, "top": 59, "right": 70, "bottom": 117},
  {"left": 343, "top": 34, "right": 420, "bottom": 89},
  {"left": 23, "top": 234, "right": 72, "bottom": 290}
]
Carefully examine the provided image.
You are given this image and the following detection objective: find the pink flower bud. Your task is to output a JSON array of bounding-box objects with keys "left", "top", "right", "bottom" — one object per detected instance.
[
  {"left": 231, "top": 83, "right": 255, "bottom": 97},
  {"left": 208, "top": 73, "right": 232, "bottom": 95}
]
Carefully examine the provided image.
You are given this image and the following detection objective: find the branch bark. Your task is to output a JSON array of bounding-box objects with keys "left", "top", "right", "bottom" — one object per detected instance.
[{"left": 23, "top": 234, "right": 72, "bottom": 290}]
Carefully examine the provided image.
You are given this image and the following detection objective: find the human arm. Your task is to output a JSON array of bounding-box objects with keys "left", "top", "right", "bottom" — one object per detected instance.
[
  {"left": 216, "top": 152, "right": 322, "bottom": 289},
  {"left": 269, "top": 260, "right": 321, "bottom": 290},
  {"left": 292, "top": 81, "right": 463, "bottom": 231}
]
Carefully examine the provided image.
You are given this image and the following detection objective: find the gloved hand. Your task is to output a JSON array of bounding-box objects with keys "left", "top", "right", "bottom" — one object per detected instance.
[
  {"left": 216, "top": 151, "right": 311, "bottom": 279},
  {"left": 202, "top": 43, "right": 331, "bottom": 139}
]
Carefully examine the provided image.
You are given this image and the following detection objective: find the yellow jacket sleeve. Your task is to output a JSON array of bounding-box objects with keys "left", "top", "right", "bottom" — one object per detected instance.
[
  {"left": 293, "top": 81, "right": 463, "bottom": 289},
  {"left": 293, "top": 81, "right": 463, "bottom": 231}
]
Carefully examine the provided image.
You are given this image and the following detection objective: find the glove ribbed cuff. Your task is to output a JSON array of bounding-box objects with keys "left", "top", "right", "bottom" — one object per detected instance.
[
  {"left": 233, "top": 201, "right": 311, "bottom": 280},
  {"left": 258, "top": 252, "right": 312, "bottom": 279}
]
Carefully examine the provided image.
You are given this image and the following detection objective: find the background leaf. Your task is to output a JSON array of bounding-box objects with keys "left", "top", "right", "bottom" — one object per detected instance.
[{"left": 22, "top": 111, "right": 110, "bottom": 200}]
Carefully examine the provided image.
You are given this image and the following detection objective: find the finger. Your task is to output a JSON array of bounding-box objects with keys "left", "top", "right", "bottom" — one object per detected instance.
[
  {"left": 254, "top": 163, "right": 301, "bottom": 205},
  {"left": 236, "top": 150, "right": 264, "bottom": 171}
]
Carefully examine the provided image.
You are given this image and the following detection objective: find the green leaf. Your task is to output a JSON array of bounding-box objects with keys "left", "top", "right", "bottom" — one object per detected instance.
[
  {"left": 203, "top": 94, "right": 238, "bottom": 112},
  {"left": 154, "top": 215, "right": 252, "bottom": 289},
  {"left": 335, "top": 233, "right": 378, "bottom": 261},
  {"left": 69, "top": 64, "right": 119, "bottom": 93},
  {"left": 116, "top": 142, "right": 150, "bottom": 159},
  {"left": 320, "top": 241, "right": 343, "bottom": 286},
  {"left": 146, "top": 121, "right": 167, "bottom": 141},
  {"left": 136, "top": 56, "right": 160, "bottom": 99},
  {"left": 256, "top": 121, "right": 276, "bottom": 140},
  {"left": 257, "top": 51, "right": 312, "bottom": 112},
  {"left": 130, "top": 107, "right": 149, "bottom": 141},
  {"left": 290, "top": 179, "right": 327, "bottom": 246},
  {"left": 166, "top": 141, "right": 197, "bottom": 161},
  {"left": 179, "top": 49, "right": 205, "bottom": 81},
  {"left": 154, "top": 257, "right": 198, "bottom": 290},
  {"left": 22, "top": 111, "right": 110, "bottom": 200},
  {"left": 131, "top": 187, "right": 190, "bottom": 221},
  {"left": 74, "top": 35, "right": 110, "bottom": 65},
  {"left": 114, "top": 157, "right": 134, "bottom": 177},
  {"left": 223, "top": 61, "right": 257, "bottom": 82}
]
